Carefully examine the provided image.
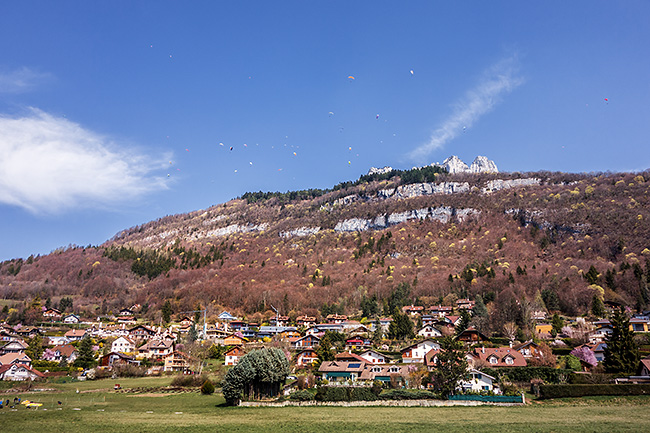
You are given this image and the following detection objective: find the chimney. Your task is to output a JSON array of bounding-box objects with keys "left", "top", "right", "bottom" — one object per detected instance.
[
  {"left": 481, "top": 346, "right": 485, "bottom": 354},
  {"left": 509, "top": 341, "right": 513, "bottom": 348}
]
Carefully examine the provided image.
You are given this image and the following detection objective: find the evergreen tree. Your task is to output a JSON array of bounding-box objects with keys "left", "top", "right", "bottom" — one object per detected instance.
[
  {"left": 316, "top": 335, "right": 334, "bottom": 362},
  {"left": 161, "top": 300, "right": 173, "bottom": 324},
  {"left": 388, "top": 308, "right": 414, "bottom": 340},
  {"left": 585, "top": 265, "right": 599, "bottom": 285},
  {"left": 591, "top": 294, "right": 606, "bottom": 318},
  {"left": 551, "top": 313, "right": 564, "bottom": 336},
  {"left": 26, "top": 335, "right": 44, "bottom": 361},
  {"left": 431, "top": 336, "right": 468, "bottom": 398},
  {"left": 74, "top": 336, "right": 96, "bottom": 369},
  {"left": 372, "top": 319, "right": 383, "bottom": 345},
  {"left": 473, "top": 295, "right": 488, "bottom": 318},
  {"left": 603, "top": 308, "right": 639, "bottom": 374},
  {"left": 455, "top": 310, "right": 471, "bottom": 337}
]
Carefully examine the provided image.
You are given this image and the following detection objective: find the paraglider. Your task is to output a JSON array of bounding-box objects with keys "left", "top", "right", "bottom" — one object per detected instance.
[
  {"left": 410, "top": 69, "right": 414, "bottom": 75},
  {"left": 348, "top": 75, "right": 355, "bottom": 80},
  {"left": 376, "top": 114, "right": 379, "bottom": 119},
  {"left": 229, "top": 146, "right": 233, "bottom": 151}
]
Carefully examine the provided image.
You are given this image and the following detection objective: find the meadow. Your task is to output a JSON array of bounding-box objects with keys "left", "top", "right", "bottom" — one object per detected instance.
[{"left": 3, "top": 377, "right": 650, "bottom": 433}]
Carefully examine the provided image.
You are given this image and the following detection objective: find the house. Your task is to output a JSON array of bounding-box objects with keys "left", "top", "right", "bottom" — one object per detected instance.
[
  {"left": 344, "top": 337, "right": 371, "bottom": 351},
  {"left": 0, "top": 352, "right": 32, "bottom": 367},
  {"left": 591, "top": 342, "right": 607, "bottom": 362},
  {"left": 456, "top": 299, "right": 475, "bottom": 311},
  {"left": 402, "top": 305, "right": 424, "bottom": 316},
  {"left": 14, "top": 326, "right": 42, "bottom": 339},
  {"left": 228, "top": 321, "right": 248, "bottom": 331},
  {"left": 117, "top": 315, "right": 137, "bottom": 325},
  {"left": 163, "top": 351, "right": 193, "bottom": 373},
  {"left": 224, "top": 346, "right": 245, "bottom": 366},
  {"left": 443, "top": 315, "right": 462, "bottom": 327},
  {"left": 589, "top": 325, "right": 614, "bottom": 344},
  {"left": 205, "top": 326, "right": 230, "bottom": 341},
  {"left": 512, "top": 340, "right": 540, "bottom": 359},
  {"left": 218, "top": 311, "right": 237, "bottom": 322},
  {"left": 326, "top": 314, "right": 348, "bottom": 324},
  {"left": 64, "top": 329, "right": 87, "bottom": 341},
  {"left": 111, "top": 336, "right": 136, "bottom": 354},
  {"left": 630, "top": 317, "right": 650, "bottom": 333},
  {"left": 269, "top": 316, "right": 290, "bottom": 327},
  {"left": 417, "top": 325, "right": 442, "bottom": 338},
  {"left": 468, "top": 347, "right": 527, "bottom": 368},
  {"left": 137, "top": 338, "right": 175, "bottom": 360},
  {"left": 128, "top": 325, "right": 158, "bottom": 340},
  {"left": 42, "top": 344, "right": 77, "bottom": 364},
  {"left": 63, "top": 313, "right": 81, "bottom": 324},
  {"left": 178, "top": 316, "right": 194, "bottom": 328},
  {"left": 0, "top": 363, "right": 44, "bottom": 381},
  {"left": 100, "top": 352, "right": 138, "bottom": 368},
  {"left": 456, "top": 328, "right": 489, "bottom": 343},
  {"left": 296, "top": 315, "right": 317, "bottom": 327},
  {"left": 401, "top": 339, "right": 441, "bottom": 363},
  {"left": 362, "top": 364, "right": 409, "bottom": 383},
  {"left": 318, "top": 360, "right": 368, "bottom": 382},
  {"left": 335, "top": 351, "right": 370, "bottom": 364},
  {"left": 44, "top": 336, "right": 71, "bottom": 347},
  {"left": 42, "top": 308, "right": 62, "bottom": 320},
  {"left": 291, "top": 334, "right": 320, "bottom": 349},
  {"left": 535, "top": 323, "right": 553, "bottom": 338},
  {"left": 424, "top": 349, "right": 440, "bottom": 369},
  {"left": 359, "top": 349, "right": 389, "bottom": 365},
  {"left": 428, "top": 305, "right": 453, "bottom": 317},
  {"left": 119, "top": 308, "right": 135, "bottom": 316},
  {"left": 0, "top": 340, "right": 28, "bottom": 355},
  {"left": 458, "top": 369, "right": 499, "bottom": 393},
  {"left": 224, "top": 333, "right": 247, "bottom": 346},
  {"left": 294, "top": 349, "right": 318, "bottom": 367}
]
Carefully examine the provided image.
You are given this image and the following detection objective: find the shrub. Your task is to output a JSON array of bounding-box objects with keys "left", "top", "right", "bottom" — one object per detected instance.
[
  {"left": 379, "top": 389, "right": 438, "bottom": 400},
  {"left": 171, "top": 373, "right": 208, "bottom": 387},
  {"left": 289, "top": 389, "right": 314, "bottom": 401},
  {"left": 539, "top": 384, "right": 650, "bottom": 399},
  {"left": 113, "top": 364, "right": 146, "bottom": 378},
  {"left": 201, "top": 379, "right": 215, "bottom": 395},
  {"left": 314, "top": 386, "right": 378, "bottom": 402}
]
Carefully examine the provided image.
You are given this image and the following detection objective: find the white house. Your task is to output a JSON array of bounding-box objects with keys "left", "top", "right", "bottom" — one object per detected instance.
[
  {"left": 359, "top": 349, "right": 389, "bottom": 365},
  {"left": 0, "top": 363, "right": 44, "bottom": 381},
  {"left": 63, "top": 314, "right": 80, "bottom": 324},
  {"left": 458, "top": 369, "right": 499, "bottom": 393},
  {"left": 400, "top": 339, "right": 441, "bottom": 363},
  {"left": 111, "top": 336, "right": 136, "bottom": 354},
  {"left": 417, "top": 325, "right": 443, "bottom": 338}
]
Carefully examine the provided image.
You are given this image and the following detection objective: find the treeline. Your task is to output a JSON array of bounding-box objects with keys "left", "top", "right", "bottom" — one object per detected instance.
[{"left": 240, "top": 165, "right": 447, "bottom": 204}]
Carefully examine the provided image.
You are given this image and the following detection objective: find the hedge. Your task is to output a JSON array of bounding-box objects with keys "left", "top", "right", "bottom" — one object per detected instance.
[
  {"left": 289, "top": 389, "right": 315, "bottom": 401},
  {"left": 379, "top": 389, "right": 439, "bottom": 400},
  {"left": 314, "top": 386, "right": 378, "bottom": 402},
  {"left": 483, "top": 367, "right": 574, "bottom": 384},
  {"left": 539, "top": 384, "right": 650, "bottom": 399}
]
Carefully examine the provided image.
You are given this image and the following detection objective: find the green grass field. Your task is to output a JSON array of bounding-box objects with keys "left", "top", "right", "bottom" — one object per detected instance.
[{"left": 3, "top": 377, "right": 650, "bottom": 433}]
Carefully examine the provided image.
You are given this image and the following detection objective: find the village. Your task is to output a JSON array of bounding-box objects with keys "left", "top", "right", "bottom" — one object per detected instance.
[{"left": 2, "top": 298, "right": 649, "bottom": 400}]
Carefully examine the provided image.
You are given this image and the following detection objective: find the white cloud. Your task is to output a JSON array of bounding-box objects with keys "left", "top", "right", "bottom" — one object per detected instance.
[
  {"left": 0, "top": 67, "right": 52, "bottom": 93},
  {"left": 408, "top": 54, "right": 524, "bottom": 163},
  {"left": 0, "top": 109, "right": 169, "bottom": 214}
]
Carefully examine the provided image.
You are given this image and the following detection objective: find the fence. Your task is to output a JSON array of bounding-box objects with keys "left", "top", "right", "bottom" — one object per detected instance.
[{"left": 449, "top": 394, "right": 524, "bottom": 403}]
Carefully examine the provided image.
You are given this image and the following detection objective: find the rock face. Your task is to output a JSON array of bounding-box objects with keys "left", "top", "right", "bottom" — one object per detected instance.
[
  {"left": 441, "top": 155, "right": 470, "bottom": 174},
  {"left": 333, "top": 207, "right": 480, "bottom": 233},
  {"left": 469, "top": 156, "right": 498, "bottom": 173},
  {"left": 368, "top": 166, "right": 394, "bottom": 176}
]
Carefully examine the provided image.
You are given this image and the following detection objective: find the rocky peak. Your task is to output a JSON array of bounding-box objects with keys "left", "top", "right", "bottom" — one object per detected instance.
[
  {"left": 441, "top": 155, "right": 470, "bottom": 174},
  {"left": 469, "top": 156, "right": 498, "bottom": 173},
  {"left": 367, "top": 166, "right": 393, "bottom": 176}
]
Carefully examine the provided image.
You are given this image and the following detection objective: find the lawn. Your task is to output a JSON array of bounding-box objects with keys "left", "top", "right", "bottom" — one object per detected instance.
[{"left": 3, "top": 378, "right": 650, "bottom": 433}]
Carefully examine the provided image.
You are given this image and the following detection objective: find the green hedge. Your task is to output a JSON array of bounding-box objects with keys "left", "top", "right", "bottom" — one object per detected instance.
[
  {"left": 539, "top": 384, "right": 650, "bottom": 399},
  {"left": 483, "top": 367, "right": 574, "bottom": 384},
  {"left": 379, "top": 389, "right": 439, "bottom": 400},
  {"left": 289, "top": 389, "right": 315, "bottom": 401},
  {"left": 314, "top": 386, "right": 378, "bottom": 402}
]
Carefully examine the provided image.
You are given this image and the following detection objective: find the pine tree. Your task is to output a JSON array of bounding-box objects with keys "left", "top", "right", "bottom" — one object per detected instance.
[
  {"left": 591, "top": 294, "right": 606, "bottom": 318},
  {"left": 431, "top": 336, "right": 468, "bottom": 398},
  {"left": 161, "top": 300, "right": 173, "bottom": 324},
  {"left": 74, "top": 336, "right": 96, "bottom": 369},
  {"left": 603, "top": 308, "right": 639, "bottom": 374}
]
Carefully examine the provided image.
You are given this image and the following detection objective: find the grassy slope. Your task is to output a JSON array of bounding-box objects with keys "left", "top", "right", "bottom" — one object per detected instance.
[{"left": 3, "top": 378, "right": 650, "bottom": 433}]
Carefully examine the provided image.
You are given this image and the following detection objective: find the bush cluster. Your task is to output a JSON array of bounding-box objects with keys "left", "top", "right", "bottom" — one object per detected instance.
[
  {"left": 314, "top": 386, "right": 379, "bottom": 402},
  {"left": 171, "top": 373, "right": 208, "bottom": 387},
  {"left": 289, "top": 389, "right": 315, "bottom": 401},
  {"left": 539, "top": 384, "right": 650, "bottom": 399},
  {"left": 378, "top": 389, "right": 439, "bottom": 400},
  {"left": 482, "top": 367, "right": 573, "bottom": 384}
]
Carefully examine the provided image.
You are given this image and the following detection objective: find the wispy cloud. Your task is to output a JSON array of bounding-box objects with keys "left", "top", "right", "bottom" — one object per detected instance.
[
  {"left": 408, "top": 54, "right": 524, "bottom": 163},
  {"left": 0, "top": 67, "right": 52, "bottom": 93},
  {"left": 0, "top": 109, "right": 169, "bottom": 214}
]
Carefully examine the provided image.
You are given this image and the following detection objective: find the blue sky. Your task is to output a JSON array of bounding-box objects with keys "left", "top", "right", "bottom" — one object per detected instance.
[{"left": 1, "top": 1, "right": 649, "bottom": 261}]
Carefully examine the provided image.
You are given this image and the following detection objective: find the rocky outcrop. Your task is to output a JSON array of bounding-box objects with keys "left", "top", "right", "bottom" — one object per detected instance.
[
  {"left": 279, "top": 227, "right": 321, "bottom": 238},
  {"left": 482, "top": 178, "right": 540, "bottom": 193},
  {"left": 441, "top": 155, "right": 470, "bottom": 174},
  {"left": 381, "top": 181, "right": 471, "bottom": 199},
  {"left": 469, "top": 156, "right": 498, "bottom": 173},
  {"left": 333, "top": 207, "right": 480, "bottom": 233},
  {"left": 368, "top": 166, "right": 394, "bottom": 176},
  {"left": 201, "top": 223, "right": 268, "bottom": 239}
]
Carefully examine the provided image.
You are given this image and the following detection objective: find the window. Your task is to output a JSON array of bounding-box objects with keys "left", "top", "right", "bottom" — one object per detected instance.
[
  {"left": 505, "top": 356, "right": 514, "bottom": 365},
  {"left": 489, "top": 356, "right": 498, "bottom": 364}
]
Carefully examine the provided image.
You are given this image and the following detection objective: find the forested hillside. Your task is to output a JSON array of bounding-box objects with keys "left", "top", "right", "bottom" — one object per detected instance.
[{"left": 1, "top": 167, "right": 649, "bottom": 337}]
